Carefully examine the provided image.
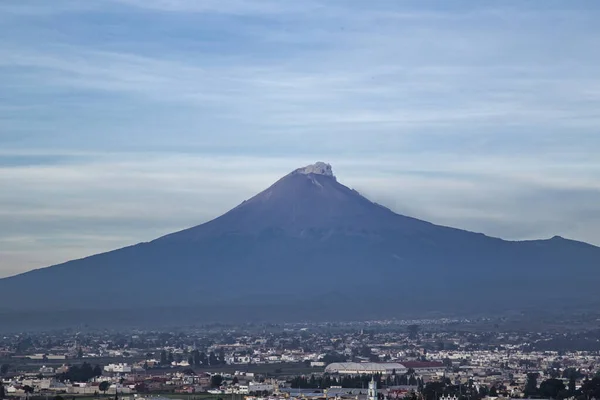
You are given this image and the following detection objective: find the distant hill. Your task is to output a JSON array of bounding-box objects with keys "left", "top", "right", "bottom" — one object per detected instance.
[{"left": 1, "top": 162, "right": 599, "bottom": 327}]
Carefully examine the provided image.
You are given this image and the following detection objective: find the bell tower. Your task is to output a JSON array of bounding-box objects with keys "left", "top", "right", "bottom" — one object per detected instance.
[{"left": 368, "top": 377, "right": 377, "bottom": 400}]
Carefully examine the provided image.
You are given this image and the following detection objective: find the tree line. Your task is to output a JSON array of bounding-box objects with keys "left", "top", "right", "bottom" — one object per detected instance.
[{"left": 57, "top": 363, "right": 102, "bottom": 383}]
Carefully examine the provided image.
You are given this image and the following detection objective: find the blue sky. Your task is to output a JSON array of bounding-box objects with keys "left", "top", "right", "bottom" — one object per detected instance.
[{"left": 1, "top": 0, "right": 599, "bottom": 277}]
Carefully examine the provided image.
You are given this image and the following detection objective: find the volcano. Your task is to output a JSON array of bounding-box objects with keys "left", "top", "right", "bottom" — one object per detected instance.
[{"left": 1, "top": 162, "right": 599, "bottom": 326}]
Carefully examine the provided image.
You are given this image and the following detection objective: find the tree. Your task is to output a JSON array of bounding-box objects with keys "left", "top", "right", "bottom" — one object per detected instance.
[
  {"left": 0, "top": 382, "right": 5, "bottom": 400},
  {"left": 23, "top": 385, "right": 34, "bottom": 399},
  {"left": 359, "top": 346, "right": 373, "bottom": 359},
  {"left": 200, "top": 352, "right": 209, "bottom": 366},
  {"left": 160, "top": 350, "right": 168, "bottom": 365},
  {"left": 168, "top": 351, "right": 174, "bottom": 364},
  {"left": 479, "top": 386, "right": 489, "bottom": 397},
  {"left": 16, "top": 338, "right": 33, "bottom": 354},
  {"left": 321, "top": 353, "right": 346, "bottom": 364},
  {"left": 581, "top": 377, "right": 600, "bottom": 400},
  {"left": 489, "top": 386, "right": 498, "bottom": 396},
  {"left": 209, "top": 351, "right": 219, "bottom": 366},
  {"left": 232, "top": 377, "right": 239, "bottom": 385},
  {"left": 192, "top": 350, "right": 201, "bottom": 366},
  {"left": 563, "top": 368, "right": 584, "bottom": 380},
  {"left": 569, "top": 374, "right": 576, "bottom": 394},
  {"left": 0, "top": 365, "right": 9, "bottom": 375},
  {"left": 524, "top": 373, "right": 539, "bottom": 398},
  {"left": 407, "top": 325, "right": 420, "bottom": 340},
  {"left": 422, "top": 381, "right": 447, "bottom": 400},
  {"left": 211, "top": 375, "right": 224, "bottom": 388},
  {"left": 539, "top": 379, "right": 566, "bottom": 399},
  {"left": 93, "top": 365, "right": 103, "bottom": 377},
  {"left": 77, "top": 348, "right": 83, "bottom": 359},
  {"left": 99, "top": 382, "right": 110, "bottom": 396},
  {"left": 219, "top": 348, "right": 226, "bottom": 365},
  {"left": 58, "top": 362, "right": 99, "bottom": 383}
]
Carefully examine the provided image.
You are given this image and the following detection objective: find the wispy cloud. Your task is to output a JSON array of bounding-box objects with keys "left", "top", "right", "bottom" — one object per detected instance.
[{"left": 0, "top": 0, "right": 599, "bottom": 276}]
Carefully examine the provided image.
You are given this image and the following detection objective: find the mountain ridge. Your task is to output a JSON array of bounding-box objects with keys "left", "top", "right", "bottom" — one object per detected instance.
[{"left": 0, "top": 162, "right": 598, "bottom": 324}]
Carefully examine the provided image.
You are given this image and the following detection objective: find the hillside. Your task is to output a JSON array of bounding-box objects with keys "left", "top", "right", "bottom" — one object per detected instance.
[{"left": 1, "top": 162, "right": 598, "bottom": 326}]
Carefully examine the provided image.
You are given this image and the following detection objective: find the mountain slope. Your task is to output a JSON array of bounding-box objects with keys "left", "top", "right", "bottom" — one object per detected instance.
[{"left": 1, "top": 162, "right": 599, "bottom": 322}]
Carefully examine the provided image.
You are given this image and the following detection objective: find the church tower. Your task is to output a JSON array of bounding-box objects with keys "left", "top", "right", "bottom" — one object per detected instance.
[{"left": 368, "top": 377, "right": 377, "bottom": 400}]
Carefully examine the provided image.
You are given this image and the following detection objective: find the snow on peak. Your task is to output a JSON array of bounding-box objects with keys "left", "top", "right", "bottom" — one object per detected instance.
[{"left": 296, "top": 162, "right": 335, "bottom": 178}]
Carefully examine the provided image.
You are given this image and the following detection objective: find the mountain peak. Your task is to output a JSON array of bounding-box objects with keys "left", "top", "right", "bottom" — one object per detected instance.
[{"left": 294, "top": 162, "right": 335, "bottom": 178}]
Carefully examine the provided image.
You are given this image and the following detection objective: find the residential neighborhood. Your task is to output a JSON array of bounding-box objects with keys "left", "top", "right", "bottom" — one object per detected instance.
[{"left": 2, "top": 318, "right": 600, "bottom": 400}]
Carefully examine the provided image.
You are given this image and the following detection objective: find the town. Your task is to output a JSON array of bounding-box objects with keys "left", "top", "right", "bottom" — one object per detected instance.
[{"left": 2, "top": 317, "right": 600, "bottom": 400}]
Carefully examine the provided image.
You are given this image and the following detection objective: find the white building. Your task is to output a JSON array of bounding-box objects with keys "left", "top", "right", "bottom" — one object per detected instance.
[
  {"left": 325, "top": 362, "right": 407, "bottom": 376},
  {"left": 104, "top": 363, "right": 132, "bottom": 373},
  {"left": 368, "top": 378, "right": 378, "bottom": 400},
  {"left": 248, "top": 382, "right": 274, "bottom": 393},
  {"left": 40, "top": 366, "right": 55, "bottom": 374}
]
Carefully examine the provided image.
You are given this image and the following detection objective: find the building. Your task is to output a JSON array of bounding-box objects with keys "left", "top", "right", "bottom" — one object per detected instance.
[
  {"left": 401, "top": 361, "right": 445, "bottom": 373},
  {"left": 248, "top": 382, "right": 274, "bottom": 393},
  {"left": 39, "top": 366, "right": 55, "bottom": 375},
  {"left": 368, "top": 378, "right": 377, "bottom": 400},
  {"left": 104, "top": 363, "right": 132, "bottom": 373},
  {"left": 325, "top": 362, "right": 407, "bottom": 376}
]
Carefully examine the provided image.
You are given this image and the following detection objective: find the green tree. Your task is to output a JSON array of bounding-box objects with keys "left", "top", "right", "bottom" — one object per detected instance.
[
  {"left": 524, "top": 373, "right": 539, "bottom": 398},
  {"left": 219, "top": 348, "right": 226, "bottom": 365},
  {"left": 23, "top": 385, "right": 34, "bottom": 399},
  {"left": 581, "top": 377, "right": 600, "bottom": 400},
  {"left": 209, "top": 351, "right": 219, "bottom": 366},
  {"left": 160, "top": 350, "right": 168, "bottom": 365},
  {"left": 200, "top": 352, "right": 209, "bottom": 366},
  {"left": 359, "top": 346, "right": 373, "bottom": 359},
  {"left": 489, "top": 386, "right": 498, "bottom": 396},
  {"left": 191, "top": 350, "right": 201, "bottom": 366},
  {"left": 569, "top": 375, "right": 576, "bottom": 394},
  {"left": 211, "top": 375, "right": 224, "bottom": 388},
  {"left": 539, "top": 379, "right": 566, "bottom": 399},
  {"left": 407, "top": 325, "right": 420, "bottom": 340},
  {"left": 57, "top": 362, "right": 99, "bottom": 383},
  {"left": 422, "top": 381, "right": 447, "bottom": 400},
  {"left": 563, "top": 368, "right": 583, "bottom": 380},
  {"left": 99, "top": 381, "right": 110, "bottom": 396}
]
